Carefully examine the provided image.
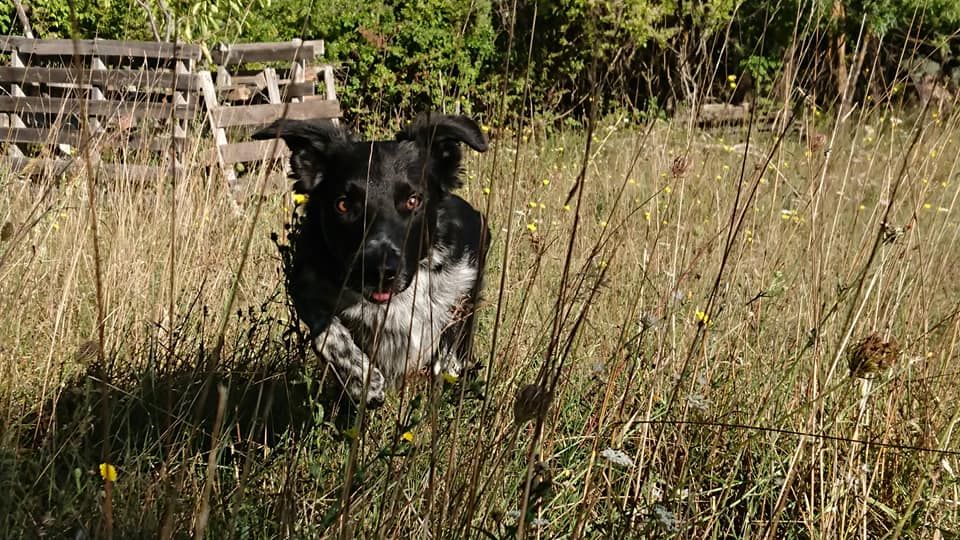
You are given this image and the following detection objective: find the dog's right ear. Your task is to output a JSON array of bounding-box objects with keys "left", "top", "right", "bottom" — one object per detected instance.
[{"left": 252, "top": 119, "right": 351, "bottom": 192}]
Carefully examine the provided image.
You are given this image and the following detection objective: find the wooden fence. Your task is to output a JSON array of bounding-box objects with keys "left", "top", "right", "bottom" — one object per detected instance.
[{"left": 0, "top": 36, "right": 340, "bottom": 182}]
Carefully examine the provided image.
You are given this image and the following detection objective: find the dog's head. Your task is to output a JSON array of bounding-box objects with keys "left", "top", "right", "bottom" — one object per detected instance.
[{"left": 254, "top": 113, "right": 488, "bottom": 304}]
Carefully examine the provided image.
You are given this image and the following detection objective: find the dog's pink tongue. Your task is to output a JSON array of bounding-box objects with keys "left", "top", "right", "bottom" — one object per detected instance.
[{"left": 371, "top": 291, "right": 392, "bottom": 303}]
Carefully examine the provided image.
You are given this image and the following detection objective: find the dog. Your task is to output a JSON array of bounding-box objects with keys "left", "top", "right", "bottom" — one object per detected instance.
[{"left": 253, "top": 113, "right": 490, "bottom": 407}]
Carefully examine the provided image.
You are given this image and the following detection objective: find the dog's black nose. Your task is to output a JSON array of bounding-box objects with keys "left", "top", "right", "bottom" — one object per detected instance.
[{"left": 363, "top": 248, "right": 401, "bottom": 285}]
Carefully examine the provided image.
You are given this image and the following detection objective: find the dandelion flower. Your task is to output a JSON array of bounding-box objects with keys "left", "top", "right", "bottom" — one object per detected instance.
[
  {"left": 663, "top": 186, "right": 672, "bottom": 194},
  {"left": 483, "top": 187, "right": 491, "bottom": 195},
  {"left": 526, "top": 223, "right": 537, "bottom": 232},
  {"left": 599, "top": 448, "right": 635, "bottom": 468},
  {"left": 292, "top": 193, "right": 309, "bottom": 206},
  {"left": 529, "top": 201, "right": 539, "bottom": 209},
  {"left": 562, "top": 204, "right": 571, "bottom": 212},
  {"left": 401, "top": 431, "right": 414, "bottom": 443},
  {"left": 99, "top": 463, "right": 117, "bottom": 483},
  {"left": 643, "top": 211, "right": 651, "bottom": 222},
  {"left": 598, "top": 220, "right": 608, "bottom": 228},
  {"left": 542, "top": 179, "right": 550, "bottom": 186},
  {"left": 727, "top": 74, "right": 737, "bottom": 83},
  {"left": 923, "top": 203, "right": 932, "bottom": 210},
  {"left": 694, "top": 310, "right": 711, "bottom": 326}
]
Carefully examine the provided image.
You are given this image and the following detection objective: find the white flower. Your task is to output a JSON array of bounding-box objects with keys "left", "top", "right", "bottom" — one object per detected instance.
[
  {"left": 531, "top": 518, "right": 549, "bottom": 528},
  {"left": 686, "top": 393, "right": 711, "bottom": 412},
  {"left": 600, "top": 448, "right": 635, "bottom": 468},
  {"left": 654, "top": 505, "right": 678, "bottom": 531}
]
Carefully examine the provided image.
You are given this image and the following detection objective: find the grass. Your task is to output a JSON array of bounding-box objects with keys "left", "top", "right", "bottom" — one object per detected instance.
[{"left": 2, "top": 104, "right": 960, "bottom": 538}]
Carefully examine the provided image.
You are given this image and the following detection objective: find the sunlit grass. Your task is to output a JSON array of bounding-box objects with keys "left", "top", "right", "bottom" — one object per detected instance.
[{"left": 2, "top": 105, "right": 960, "bottom": 537}]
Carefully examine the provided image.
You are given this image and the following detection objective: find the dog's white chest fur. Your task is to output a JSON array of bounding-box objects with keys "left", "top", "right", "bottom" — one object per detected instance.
[{"left": 339, "top": 251, "right": 477, "bottom": 385}]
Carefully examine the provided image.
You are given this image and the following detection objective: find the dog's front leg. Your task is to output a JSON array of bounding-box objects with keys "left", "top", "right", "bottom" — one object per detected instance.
[{"left": 313, "top": 316, "right": 385, "bottom": 407}]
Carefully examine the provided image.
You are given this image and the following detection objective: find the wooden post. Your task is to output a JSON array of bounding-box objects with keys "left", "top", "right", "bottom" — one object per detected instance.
[
  {"left": 198, "top": 70, "right": 236, "bottom": 186},
  {"left": 264, "top": 67, "right": 281, "bottom": 104},
  {"left": 5, "top": 45, "right": 27, "bottom": 157}
]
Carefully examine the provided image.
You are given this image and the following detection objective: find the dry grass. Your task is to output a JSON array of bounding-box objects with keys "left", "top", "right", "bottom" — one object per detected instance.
[{"left": 2, "top": 105, "right": 960, "bottom": 538}]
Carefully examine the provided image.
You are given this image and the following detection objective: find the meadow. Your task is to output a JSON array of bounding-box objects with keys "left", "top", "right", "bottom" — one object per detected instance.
[{"left": 2, "top": 105, "right": 960, "bottom": 538}]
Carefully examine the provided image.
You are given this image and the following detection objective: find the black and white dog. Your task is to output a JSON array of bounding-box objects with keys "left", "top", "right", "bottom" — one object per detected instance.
[{"left": 254, "top": 113, "right": 490, "bottom": 407}]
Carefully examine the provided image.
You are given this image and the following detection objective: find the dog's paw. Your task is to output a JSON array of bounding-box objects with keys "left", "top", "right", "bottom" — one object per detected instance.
[{"left": 348, "top": 367, "right": 385, "bottom": 408}]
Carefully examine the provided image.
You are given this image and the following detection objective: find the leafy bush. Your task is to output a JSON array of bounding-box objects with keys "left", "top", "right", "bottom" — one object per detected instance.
[{"left": 3, "top": 0, "right": 959, "bottom": 123}]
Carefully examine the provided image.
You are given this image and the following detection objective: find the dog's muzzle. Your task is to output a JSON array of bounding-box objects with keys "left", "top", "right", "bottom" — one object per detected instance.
[{"left": 362, "top": 239, "right": 404, "bottom": 303}]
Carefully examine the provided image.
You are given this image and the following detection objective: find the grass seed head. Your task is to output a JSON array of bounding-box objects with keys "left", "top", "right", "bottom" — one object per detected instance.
[{"left": 849, "top": 332, "right": 901, "bottom": 378}]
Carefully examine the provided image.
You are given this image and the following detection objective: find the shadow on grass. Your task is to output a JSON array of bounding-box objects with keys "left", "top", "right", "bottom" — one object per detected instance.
[{"left": 1, "top": 306, "right": 366, "bottom": 537}]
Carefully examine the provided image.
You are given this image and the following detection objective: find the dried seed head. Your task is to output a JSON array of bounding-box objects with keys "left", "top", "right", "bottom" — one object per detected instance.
[
  {"left": 849, "top": 332, "right": 900, "bottom": 378},
  {"left": 808, "top": 132, "right": 827, "bottom": 153},
  {"left": 513, "top": 383, "right": 553, "bottom": 425},
  {"left": 671, "top": 156, "right": 691, "bottom": 179},
  {"left": 881, "top": 221, "right": 911, "bottom": 245}
]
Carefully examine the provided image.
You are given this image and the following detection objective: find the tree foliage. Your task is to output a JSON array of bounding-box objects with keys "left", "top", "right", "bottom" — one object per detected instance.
[{"left": 2, "top": 0, "right": 959, "bottom": 123}]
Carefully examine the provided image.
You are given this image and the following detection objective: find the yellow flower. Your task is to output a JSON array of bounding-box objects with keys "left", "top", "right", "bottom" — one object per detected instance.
[
  {"left": 529, "top": 201, "right": 539, "bottom": 209},
  {"left": 727, "top": 74, "right": 737, "bottom": 82},
  {"left": 99, "top": 463, "right": 118, "bottom": 483},
  {"left": 563, "top": 204, "right": 571, "bottom": 212},
  {"left": 930, "top": 150, "right": 938, "bottom": 158},
  {"left": 598, "top": 260, "right": 608, "bottom": 269},
  {"left": 292, "top": 193, "right": 309, "bottom": 206},
  {"left": 643, "top": 211, "right": 651, "bottom": 222},
  {"left": 442, "top": 373, "right": 458, "bottom": 384},
  {"left": 664, "top": 186, "right": 672, "bottom": 194},
  {"left": 923, "top": 203, "right": 932, "bottom": 210},
  {"left": 401, "top": 431, "right": 414, "bottom": 442},
  {"left": 542, "top": 179, "right": 550, "bottom": 186},
  {"left": 627, "top": 178, "right": 637, "bottom": 185},
  {"left": 694, "top": 310, "right": 711, "bottom": 326},
  {"left": 482, "top": 187, "right": 491, "bottom": 195},
  {"left": 598, "top": 220, "right": 608, "bottom": 228},
  {"left": 526, "top": 223, "right": 537, "bottom": 232},
  {"left": 481, "top": 124, "right": 491, "bottom": 133}
]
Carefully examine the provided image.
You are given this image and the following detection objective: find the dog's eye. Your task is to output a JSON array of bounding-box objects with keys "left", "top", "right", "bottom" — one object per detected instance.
[
  {"left": 404, "top": 194, "right": 423, "bottom": 211},
  {"left": 335, "top": 197, "right": 350, "bottom": 214}
]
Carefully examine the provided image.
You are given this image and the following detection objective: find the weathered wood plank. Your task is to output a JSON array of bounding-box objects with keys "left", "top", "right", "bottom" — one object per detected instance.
[
  {"left": 219, "top": 140, "right": 290, "bottom": 164},
  {"left": 1, "top": 127, "right": 81, "bottom": 145},
  {"left": 0, "top": 36, "right": 201, "bottom": 60},
  {"left": 0, "top": 127, "right": 186, "bottom": 147},
  {"left": 4, "top": 156, "right": 188, "bottom": 177},
  {"left": 285, "top": 81, "right": 316, "bottom": 98},
  {"left": 211, "top": 40, "right": 324, "bottom": 65},
  {"left": 0, "top": 96, "right": 196, "bottom": 120},
  {"left": 211, "top": 100, "right": 340, "bottom": 128},
  {"left": 0, "top": 67, "right": 200, "bottom": 91}
]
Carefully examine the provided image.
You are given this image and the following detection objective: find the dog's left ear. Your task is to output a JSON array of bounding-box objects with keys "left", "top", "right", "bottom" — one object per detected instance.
[
  {"left": 397, "top": 112, "right": 488, "bottom": 190},
  {"left": 253, "top": 118, "right": 353, "bottom": 193}
]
